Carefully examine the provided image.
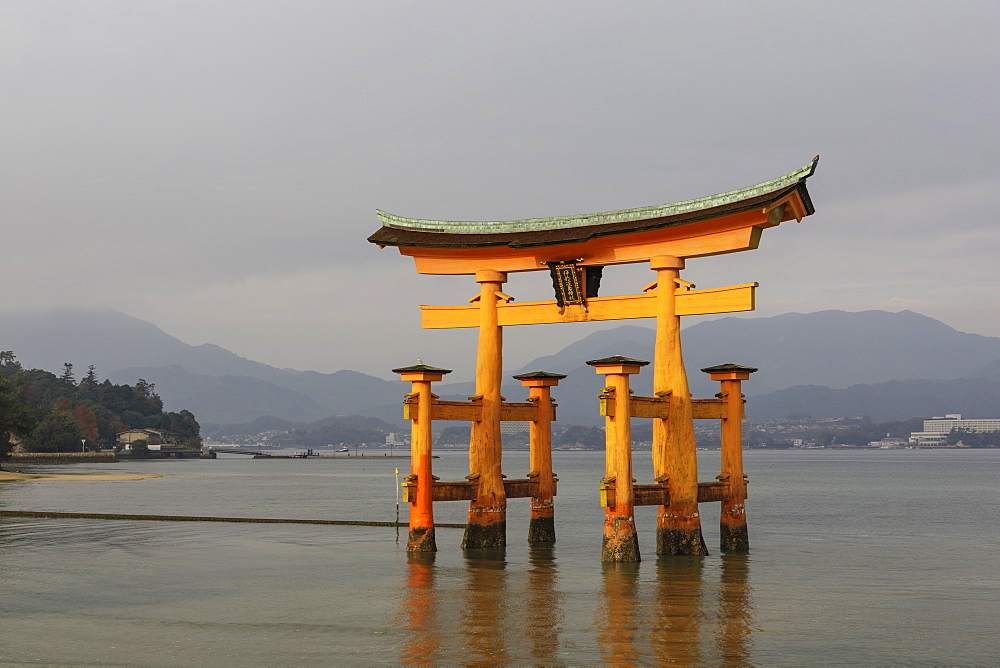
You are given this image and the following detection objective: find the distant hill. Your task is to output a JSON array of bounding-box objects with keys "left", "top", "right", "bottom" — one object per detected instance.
[
  {"left": 677, "top": 309, "right": 1000, "bottom": 394},
  {"left": 747, "top": 376, "right": 1000, "bottom": 422},
  {"left": 0, "top": 308, "right": 291, "bottom": 382},
  {"left": 509, "top": 310, "right": 1000, "bottom": 425},
  {"left": 5, "top": 307, "right": 1000, "bottom": 426},
  {"left": 1, "top": 309, "right": 404, "bottom": 424},
  {"left": 517, "top": 310, "right": 1000, "bottom": 396},
  {"left": 107, "top": 365, "right": 330, "bottom": 424}
]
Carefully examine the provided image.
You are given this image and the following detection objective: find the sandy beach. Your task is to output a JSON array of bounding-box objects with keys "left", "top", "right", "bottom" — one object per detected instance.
[{"left": 0, "top": 471, "right": 166, "bottom": 482}]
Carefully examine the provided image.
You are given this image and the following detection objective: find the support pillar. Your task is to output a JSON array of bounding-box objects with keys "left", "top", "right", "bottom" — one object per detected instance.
[
  {"left": 393, "top": 363, "right": 452, "bottom": 552},
  {"left": 650, "top": 255, "right": 708, "bottom": 555},
  {"left": 463, "top": 270, "right": 508, "bottom": 549},
  {"left": 703, "top": 364, "right": 757, "bottom": 552},
  {"left": 589, "top": 356, "right": 648, "bottom": 562},
  {"left": 514, "top": 371, "right": 566, "bottom": 543}
]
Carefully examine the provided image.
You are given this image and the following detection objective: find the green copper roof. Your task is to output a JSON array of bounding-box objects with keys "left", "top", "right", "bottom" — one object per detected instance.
[
  {"left": 377, "top": 158, "right": 818, "bottom": 234},
  {"left": 586, "top": 356, "right": 650, "bottom": 367}
]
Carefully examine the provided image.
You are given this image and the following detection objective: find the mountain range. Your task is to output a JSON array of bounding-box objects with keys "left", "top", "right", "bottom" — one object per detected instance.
[{"left": 3, "top": 307, "right": 1000, "bottom": 426}]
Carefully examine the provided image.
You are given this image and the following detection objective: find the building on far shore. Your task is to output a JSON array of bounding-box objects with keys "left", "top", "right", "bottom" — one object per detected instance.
[
  {"left": 116, "top": 428, "right": 180, "bottom": 450},
  {"left": 909, "top": 414, "right": 1000, "bottom": 446},
  {"left": 868, "top": 437, "right": 908, "bottom": 448}
]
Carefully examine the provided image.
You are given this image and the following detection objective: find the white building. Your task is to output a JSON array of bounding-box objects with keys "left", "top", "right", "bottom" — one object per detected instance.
[
  {"left": 921, "top": 414, "right": 1000, "bottom": 433},
  {"left": 909, "top": 414, "right": 1000, "bottom": 446}
]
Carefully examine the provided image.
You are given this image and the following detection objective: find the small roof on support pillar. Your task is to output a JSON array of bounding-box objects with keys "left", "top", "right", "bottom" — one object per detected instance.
[
  {"left": 587, "top": 356, "right": 650, "bottom": 375},
  {"left": 391, "top": 363, "right": 452, "bottom": 374},
  {"left": 392, "top": 363, "right": 452, "bottom": 382},
  {"left": 513, "top": 370, "right": 567, "bottom": 387},
  {"left": 512, "top": 371, "right": 568, "bottom": 380},
  {"left": 701, "top": 363, "right": 758, "bottom": 381}
]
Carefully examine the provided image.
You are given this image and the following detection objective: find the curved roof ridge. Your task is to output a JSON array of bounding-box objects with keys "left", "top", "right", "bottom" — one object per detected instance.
[{"left": 376, "top": 157, "right": 818, "bottom": 235}]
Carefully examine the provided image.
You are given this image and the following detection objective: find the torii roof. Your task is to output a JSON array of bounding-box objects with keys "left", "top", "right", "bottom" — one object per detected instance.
[{"left": 369, "top": 158, "right": 817, "bottom": 251}]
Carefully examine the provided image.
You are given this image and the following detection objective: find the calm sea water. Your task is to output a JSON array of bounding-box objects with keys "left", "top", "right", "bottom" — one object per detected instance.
[{"left": 2, "top": 449, "right": 998, "bottom": 665}]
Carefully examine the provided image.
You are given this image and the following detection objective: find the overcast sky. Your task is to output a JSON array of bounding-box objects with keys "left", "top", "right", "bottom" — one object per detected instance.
[{"left": 3, "top": 1, "right": 999, "bottom": 380}]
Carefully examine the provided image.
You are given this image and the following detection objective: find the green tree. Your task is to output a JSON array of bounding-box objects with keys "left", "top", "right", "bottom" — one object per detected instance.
[
  {"left": 0, "top": 351, "right": 22, "bottom": 374},
  {"left": 555, "top": 425, "right": 605, "bottom": 448},
  {"left": 27, "top": 404, "right": 83, "bottom": 452},
  {"left": 162, "top": 409, "right": 201, "bottom": 446},
  {"left": 78, "top": 364, "right": 99, "bottom": 400},
  {"left": 1, "top": 376, "right": 38, "bottom": 468},
  {"left": 129, "top": 438, "right": 149, "bottom": 458}
]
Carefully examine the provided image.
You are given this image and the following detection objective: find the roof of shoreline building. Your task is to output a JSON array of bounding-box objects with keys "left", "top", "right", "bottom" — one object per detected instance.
[{"left": 368, "top": 157, "right": 818, "bottom": 250}]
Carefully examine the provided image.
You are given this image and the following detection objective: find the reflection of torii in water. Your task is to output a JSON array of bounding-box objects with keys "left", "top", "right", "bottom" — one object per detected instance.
[{"left": 370, "top": 158, "right": 819, "bottom": 557}]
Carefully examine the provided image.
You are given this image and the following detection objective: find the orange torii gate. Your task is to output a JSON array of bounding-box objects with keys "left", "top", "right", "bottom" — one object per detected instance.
[{"left": 369, "top": 157, "right": 818, "bottom": 556}]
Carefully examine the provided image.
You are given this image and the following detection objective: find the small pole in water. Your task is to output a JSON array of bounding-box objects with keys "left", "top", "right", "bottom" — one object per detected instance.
[{"left": 394, "top": 468, "right": 401, "bottom": 543}]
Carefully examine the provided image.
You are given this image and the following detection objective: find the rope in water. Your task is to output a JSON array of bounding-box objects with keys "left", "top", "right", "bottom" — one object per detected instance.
[{"left": 0, "top": 510, "right": 465, "bottom": 528}]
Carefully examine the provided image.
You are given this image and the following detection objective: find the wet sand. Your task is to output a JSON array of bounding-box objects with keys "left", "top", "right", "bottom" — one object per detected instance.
[{"left": 0, "top": 471, "right": 166, "bottom": 482}]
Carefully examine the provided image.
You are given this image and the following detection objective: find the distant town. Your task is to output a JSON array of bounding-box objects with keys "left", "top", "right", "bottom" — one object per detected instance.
[{"left": 203, "top": 413, "right": 1000, "bottom": 452}]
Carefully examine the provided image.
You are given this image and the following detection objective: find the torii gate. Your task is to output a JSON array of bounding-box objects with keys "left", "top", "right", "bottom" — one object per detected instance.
[{"left": 369, "top": 158, "right": 818, "bottom": 555}]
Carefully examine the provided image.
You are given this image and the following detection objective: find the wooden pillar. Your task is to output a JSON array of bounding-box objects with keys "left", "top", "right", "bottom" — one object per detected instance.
[
  {"left": 589, "top": 356, "right": 648, "bottom": 562},
  {"left": 650, "top": 255, "right": 708, "bottom": 556},
  {"left": 702, "top": 364, "right": 757, "bottom": 552},
  {"left": 393, "top": 363, "right": 451, "bottom": 552},
  {"left": 514, "top": 371, "right": 566, "bottom": 543},
  {"left": 463, "top": 270, "right": 508, "bottom": 549}
]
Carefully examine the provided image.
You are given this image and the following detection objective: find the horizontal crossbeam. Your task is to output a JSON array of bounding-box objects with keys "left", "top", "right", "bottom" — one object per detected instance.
[
  {"left": 420, "top": 283, "right": 757, "bottom": 329},
  {"left": 403, "top": 399, "right": 555, "bottom": 422},
  {"left": 598, "top": 396, "right": 742, "bottom": 419},
  {"left": 402, "top": 478, "right": 557, "bottom": 503},
  {"left": 601, "top": 480, "right": 747, "bottom": 508}
]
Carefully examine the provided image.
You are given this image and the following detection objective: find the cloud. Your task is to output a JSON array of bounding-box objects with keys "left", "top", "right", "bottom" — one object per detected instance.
[{"left": 3, "top": 1, "right": 1000, "bottom": 376}]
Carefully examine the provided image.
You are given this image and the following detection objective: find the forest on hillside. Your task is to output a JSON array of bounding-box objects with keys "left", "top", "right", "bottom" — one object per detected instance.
[{"left": 0, "top": 351, "right": 200, "bottom": 459}]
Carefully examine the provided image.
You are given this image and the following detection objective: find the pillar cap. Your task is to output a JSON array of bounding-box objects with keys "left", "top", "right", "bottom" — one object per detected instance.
[
  {"left": 475, "top": 269, "right": 507, "bottom": 283},
  {"left": 701, "top": 362, "right": 758, "bottom": 380},
  {"left": 587, "top": 355, "right": 649, "bottom": 375},
  {"left": 650, "top": 255, "right": 684, "bottom": 271},
  {"left": 392, "top": 363, "right": 452, "bottom": 381},
  {"left": 513, "top": 370, "right": 567, "bottom": 387}
]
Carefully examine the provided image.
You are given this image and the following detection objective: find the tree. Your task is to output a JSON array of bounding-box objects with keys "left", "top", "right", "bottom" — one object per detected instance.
[
  {"left": 73, "top": 405, "right": 99, "bottom": 440},
  {"left": 437, "top": 424, "right": 471, "bottom": 445},
  {"left": 0, "top": 352, "right": 201, "bottom": 453},
  {"left": 0, "top": 351, "right": 22, "bottom": 373},
  {"left": 59, "top": 362, "right": 75, "bottom": 386},
  {"left": 78, "top": 365, "right": 99, "bottom": 399},
  {"left": 555, "top": 425, "right": 605, "bottom": 448},
  {"left": 27, "top": 409, "right": 83, "bottom": 452},
  {"left": 162, "top": 409, "right": 201, "bottom": 446},
  {"left": 130, "top": 439, "right": 149, "bottom": 458},
  {"left": 0, "top": 376, "right": 37, "bottom": 469}
]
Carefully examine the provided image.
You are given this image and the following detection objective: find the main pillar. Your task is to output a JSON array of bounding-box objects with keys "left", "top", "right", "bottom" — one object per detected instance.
[
  {"left": 462, "top": 270, "right": 508, "bottom": 549},
  {"left": 393, "top": 363, "right": 452, "bottom": 552},
  {"left": 589, "top": 356, "right": 647, "bottom": 562},
  {"left": 650, "top": 255, "right": 708, "bottom": 555},
  {"left": 514, "top": 371, "right": 565, "bottom": 543},
  {"left": 703, "top": 364, "right": 757, "bottom": 552}
]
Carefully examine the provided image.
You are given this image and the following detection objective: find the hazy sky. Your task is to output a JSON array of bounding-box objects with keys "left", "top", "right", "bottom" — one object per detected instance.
[{"left": 4, "top": 1, "right": 999, "bottom": 379}]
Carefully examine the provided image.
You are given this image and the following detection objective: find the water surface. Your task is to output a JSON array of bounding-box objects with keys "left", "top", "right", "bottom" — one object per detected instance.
[{"left": 2, "top": 449, "right": 997, "bottom": 665}]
